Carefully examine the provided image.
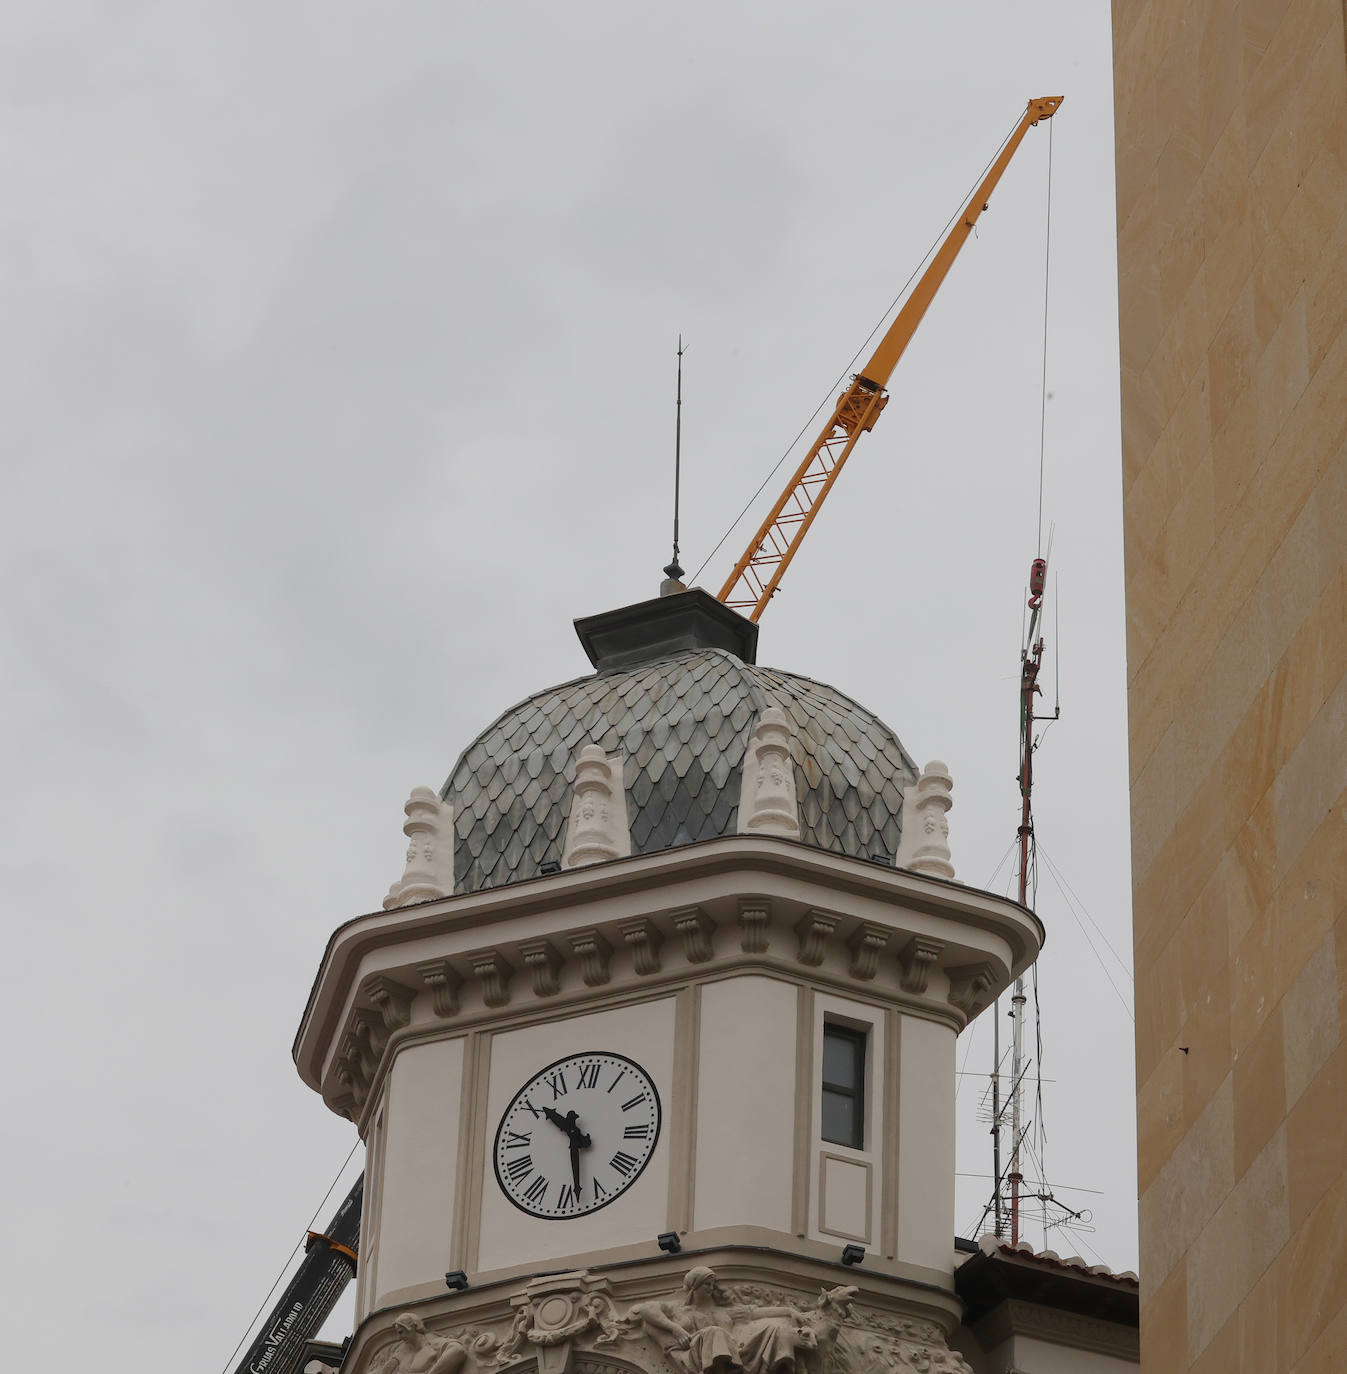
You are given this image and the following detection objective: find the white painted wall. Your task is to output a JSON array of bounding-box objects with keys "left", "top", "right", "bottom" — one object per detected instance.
[
  {"left": 372, "top": 1037, "right": 465, "bottom": 1304},
  {"left": 973, "top": 1333, "right": 1137, "bottom": 1373},
  {"left": 895, "top": 1014, "right": 956, "bottom": 1272},
  {"left": 476, "top": 998, "right": 677, "bottom": 1272},
  {"left": 694, "top": 975, "right": 798, "bottom": 1233}
]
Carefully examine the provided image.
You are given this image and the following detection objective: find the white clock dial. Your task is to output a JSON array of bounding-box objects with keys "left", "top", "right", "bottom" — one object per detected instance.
[{"left": 493, "top": 1051, "right": 661, "bottom": 1219}]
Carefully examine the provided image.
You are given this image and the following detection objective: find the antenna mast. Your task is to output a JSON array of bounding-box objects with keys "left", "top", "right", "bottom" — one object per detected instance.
[
  {"left": 1007, "top": 555, "right": 1058, "bottom": 1242},
  {"left": 664, "top": 335, "right": 686, "bottom": 588}
]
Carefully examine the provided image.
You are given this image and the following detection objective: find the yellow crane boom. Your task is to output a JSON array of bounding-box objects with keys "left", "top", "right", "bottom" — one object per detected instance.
[{"left": 716, "top": 96, "right": 1063, "bottom": 622}]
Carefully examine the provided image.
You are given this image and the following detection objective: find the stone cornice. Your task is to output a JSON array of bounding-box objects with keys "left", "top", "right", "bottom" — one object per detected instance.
[
  {"left": 293, "top": 837, "right": 1042, "bottom": 1114},
  {"left": 973, "top": 1298, "right": 1139, "bottom": 1360}
]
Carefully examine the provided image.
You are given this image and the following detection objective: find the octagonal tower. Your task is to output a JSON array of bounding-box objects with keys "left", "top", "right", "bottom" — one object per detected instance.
[{"left": 293, "top": 588, "right": 1045, "bottom": 1374}]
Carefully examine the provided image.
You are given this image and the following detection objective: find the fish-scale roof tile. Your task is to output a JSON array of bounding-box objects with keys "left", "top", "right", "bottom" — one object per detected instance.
[{"left": 443, "top": 647, "right": 918, "bottom": 893}]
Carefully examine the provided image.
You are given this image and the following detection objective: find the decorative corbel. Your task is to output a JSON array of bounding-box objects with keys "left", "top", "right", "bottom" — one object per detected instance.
[
  {"left": 672, "top": 907, "right": 716, "bottom": 963},
  {"left": 847, "top": 923, "right": 890, "bottom": 980},
  {"left": 520, "top": 939, "right": 563, "bottom": 997},
  {"left": 351, "top": 1008, "right": 387, "bottom": 1059},
  {"left": 417, "top": 959, "right": 463, "bottom": 1018},
  {"left": 471, "top": 951, "right": 514, "bottom": 1008},
  {"left": 795, "top": 910, "right": 838, "bottom": 967},
  {"left": 568, "top": 930, "right": 612, "bottom": 987},
  {"left": 898, "top": 937, "right": 945, "bottom": 995},
  {"left": 328, "top": 1088, "right": 358, "bottom": 1123},
  {"left": 366, "top": 975, "right": 414, "bottom": 1032},
  {"left": 337, "top": 1040, "right": 371, "bottom": 1097},
  {"left": 620, "top": 918, "right": 664, "bottom": 976},
  {"left": 738, "top": 899, "right": 771, "bottom": 953},
  {"left": 333, "top": 1057, "right": 364, "bottom": 1117},
  {"left": 947, "top": 961, "right": 998, "bottom": 1017},
  {"left": 344, "top": 1030, "right": 377, "bottom": 1084}
]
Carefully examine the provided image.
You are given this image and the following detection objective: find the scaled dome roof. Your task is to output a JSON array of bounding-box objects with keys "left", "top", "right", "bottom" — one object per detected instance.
[{"left": 441, "top": 591, "right": 919, "bottom": 895}]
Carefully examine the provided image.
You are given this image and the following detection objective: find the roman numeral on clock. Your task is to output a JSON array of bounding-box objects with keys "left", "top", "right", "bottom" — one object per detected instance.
[
  {"left": 523, "top": 1175, "right": 547, "bottom": 1204},
  {"left": 504, "top": 1155, "right": 532, "bottom": 1182},
  {"left": 577, "top": 1063, "right": 600, "bottom": 1090},
  {"left": 623, "top": 1123, "right": 650, "bottom": 1139},
  {"left": 620, "top": 1094, "right": 644, "bottom": 1112},
  {"left": 558, "top": 1183, "right": 580, "bottom": 1210},
  {"left": 545, "top": 1070, "right": 568, "bottom": 1099},
  {"left": 504, "top": 1131, "right": 531, "bottom": 1148},
  {"left": 610, "top": 1151, "right": 639, "bottom": 1176}
]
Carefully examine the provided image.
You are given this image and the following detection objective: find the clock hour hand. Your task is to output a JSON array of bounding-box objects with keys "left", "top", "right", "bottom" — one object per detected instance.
[
  {"left": 542, "top": 1106, "right": 572, "bottom": 1134},
  {"left": 569, "top": 1137, "right": 582, "bottom": 1194}
]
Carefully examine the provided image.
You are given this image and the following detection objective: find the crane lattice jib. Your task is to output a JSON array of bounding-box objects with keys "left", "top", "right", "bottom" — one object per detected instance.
[{"left": 717, "top": 96, "right": 1062, "bottom": 623}]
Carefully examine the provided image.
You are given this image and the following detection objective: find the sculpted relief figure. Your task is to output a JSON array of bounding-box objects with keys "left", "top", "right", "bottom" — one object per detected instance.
[
  {"left": 372, "top": 1314, "right": 469, "bottom": 1374},
  {"left": 626, "top": 1267, "right": 856, "bottom": 1374}
]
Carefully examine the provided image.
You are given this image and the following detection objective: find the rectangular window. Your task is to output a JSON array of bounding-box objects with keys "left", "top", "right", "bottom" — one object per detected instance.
[{"left": 821, "top": 1023, "right": 866, "bottom": 1149}]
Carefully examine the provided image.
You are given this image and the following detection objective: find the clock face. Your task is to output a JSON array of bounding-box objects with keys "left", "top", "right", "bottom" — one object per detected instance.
[{"left": 493, "top": 1051, "right": 661, "bottom": 1219}]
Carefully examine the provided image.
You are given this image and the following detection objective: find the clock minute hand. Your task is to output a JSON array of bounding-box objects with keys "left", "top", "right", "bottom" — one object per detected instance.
[{"left": 569, "top": 1138, "right": 582, "bottom": 1194}]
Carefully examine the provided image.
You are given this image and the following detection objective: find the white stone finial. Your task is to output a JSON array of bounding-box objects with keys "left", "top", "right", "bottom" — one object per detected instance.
[
  {"left": 895, "top": 760, "right": 954, "bottom": 878},
  {"left": 383, "top": 786, "right": 455, "bottom": 908},
  {"left": 561, "top": 745, "right": 630, "bottom": 868},
  {"left": 737, "top": 705, "right": 802, "bottom": 840}
]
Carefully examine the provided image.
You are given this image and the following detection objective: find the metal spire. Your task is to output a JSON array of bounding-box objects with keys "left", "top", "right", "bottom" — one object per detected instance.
[{"left": 662, "top": 335, "right": 686, "bottom": 589}]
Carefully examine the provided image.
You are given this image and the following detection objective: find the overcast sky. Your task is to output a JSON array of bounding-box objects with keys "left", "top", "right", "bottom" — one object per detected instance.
[{"left": 0, "top": 4, "right": 1132, "bottom": 1368}]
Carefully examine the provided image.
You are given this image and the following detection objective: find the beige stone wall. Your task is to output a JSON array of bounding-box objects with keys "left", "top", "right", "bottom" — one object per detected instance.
[{"left": 1114, "top": 0, "right": 1347, "bottom": 1368}]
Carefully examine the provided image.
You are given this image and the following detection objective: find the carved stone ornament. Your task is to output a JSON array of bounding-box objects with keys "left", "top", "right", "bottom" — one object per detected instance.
[
  {"left": 672, "top": 907, "right": 716, "bottom": 963},
  {"left": 496, "top": 1276, "right": 626, "bottom": 1374},
  {"left": 893, "top": 762, "right": 954, "bottom": 880},
  {"left": 385, "top": 787, "right": 456, "bottom": 908},
  {"left": 795, "top": 911, "right": 838, "bottom": 967},
  {"left": 897, "top": 938, "right": 944, "bottom": 996},
  {"left": 563, "top": 746, "right": 631, "bottom": 869},
  {"left": 847, "top": 924, "right": 889, "bottom": 981},
  {"left": 362, "top": 1270, "right": 974, "bottom": 1374},
  {"left": 737, "top": 706, "right": 803, "bottom": 840},
  {"left": 370, "top": 1312, "right": 500, "bottom": 1374},
  {"left": 352, "top": 1008, "right": 388, "bottom": 1060},
  {"left": 418, "top": 959, "right": 464, "bottom": 1018},
  {"left": 617, "top": 1269, "right": 858, "bottom": 1374},
  {"left": 471, "top": 951, "right": 514, "bottom": 1008},
  {"left": 569, "top": 929, "right": 613, "bottom": 986},
  {"left": 368, "top": 976, "right": 414, "bottom": 1032},
  {"left": 738, "top": 900, "right": 771, "bottom": 953},
  {"left": 521, "top": 939, "right": 563, "bottom": 997},
  {"left": 619, "top": 917, "right": 664, "bottom": 976},
  {"left": 946, "top": 961, "right": 997, "bottom": 1017}
]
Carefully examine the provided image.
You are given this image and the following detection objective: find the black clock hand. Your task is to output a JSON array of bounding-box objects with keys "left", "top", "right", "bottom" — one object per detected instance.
[
  {"left": 570, "top": 1138, "right": 582, "bottom": 1194},
  {"left": 542, "top": 1106, "right": 571, "bottom": 1134},
  {"left": 562, "top": 1109, "right": 592, "bottom": 1148}
]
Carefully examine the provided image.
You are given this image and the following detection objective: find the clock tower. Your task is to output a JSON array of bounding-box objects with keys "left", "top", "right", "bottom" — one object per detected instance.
[{"left": 293, "top": 588, "right": 1044, "bottom": 1374}]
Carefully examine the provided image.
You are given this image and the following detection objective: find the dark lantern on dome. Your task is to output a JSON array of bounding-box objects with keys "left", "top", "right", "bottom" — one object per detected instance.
[{"left": 574, "top": 587, "right": 759, "bottom": 671}]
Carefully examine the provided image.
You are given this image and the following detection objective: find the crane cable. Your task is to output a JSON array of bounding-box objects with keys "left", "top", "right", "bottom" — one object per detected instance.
[
  {"left": 690, "top": 108, "right": 1026, "bottom": 588},
  {"left": 217, "top": 1139, "right": 361, "bottom": 1374}
]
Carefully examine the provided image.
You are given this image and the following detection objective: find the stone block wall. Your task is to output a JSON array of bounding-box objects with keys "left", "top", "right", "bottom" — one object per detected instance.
[{"left": 1113, "top": 0, "right": 1347, "bottom": 1368}]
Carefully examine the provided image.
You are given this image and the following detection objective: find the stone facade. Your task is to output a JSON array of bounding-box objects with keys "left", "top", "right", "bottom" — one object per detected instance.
[{"left": 1113, "top": 1, "right": 1347, "bottom": 1367}]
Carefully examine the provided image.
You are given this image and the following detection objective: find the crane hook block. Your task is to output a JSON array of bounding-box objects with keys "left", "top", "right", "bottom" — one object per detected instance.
[{"left": 1028, "top": 558, "right": 1047, "bottom": 608}]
